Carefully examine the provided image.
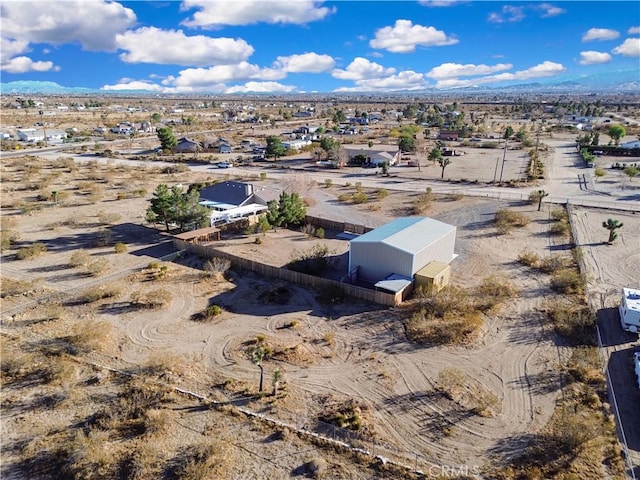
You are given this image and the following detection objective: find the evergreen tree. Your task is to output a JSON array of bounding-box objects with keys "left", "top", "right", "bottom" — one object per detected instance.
[{"left": 157, "top": 127, "right": 177, "bottom": 151}]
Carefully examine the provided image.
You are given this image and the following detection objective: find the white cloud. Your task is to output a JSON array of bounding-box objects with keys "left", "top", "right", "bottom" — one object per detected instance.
[
  {"left": 488, "top": 6, "right": 525, "bottom": 23},
  {"left": 168, "top": 62, "right": 285, "bottom": 89},
  {"left": 1, "top": 1, "right": 136, "bottom": 51},
  {"left": 1, "top": 38, "right": 30, "bottom": 62},
  {"left": 115, "top": 27, "right": 254, "bottom": 67},
  {"left": 490, "top": 61, "right": 565, "bottom": 81},
  {"left": 1, "top": 56, "right": 59, "bottom": 73},
  {"left": 418, "top": 0, "right": 463, "bottom": 6},
  {"left": 369, "top": 19, "right": 457, "bottom": 53},
  {"left": 538, "top": 3, "right": 565, "bottom": 17},
  {"left": 181, "top": 0, "right": 335, "bottom": 28},
  {"left": 578, "top": 51, "right": 612, "bottom": 65},
  {"left": 353, "top": 71, "right": 426, "bottom": 91},
  {"left": 332, "top": 57, "right": 396, "bottom": 81},
  {"left": 582, "top": 28, "right": 620, "bottom": 42},
  {"left": 225, "top": 81, "right": 296, "bottom": 94},
  {"left": 433, "top": 61, "right": 565, "bottom": 89},
  {"left": 426, "top": 62, "right": 512, "bottom": 79},
  {"left": 612, "top": 38, "right": 640, "bottom": 57},
  {"left": 274, "top": 53, "right": 335, "bottom": 73},
  {"left": 101, "top": 80, "right": 164, "bottom": 92},
  {"left": 629, "top": 27, "right": 640, "bottom": 35}
]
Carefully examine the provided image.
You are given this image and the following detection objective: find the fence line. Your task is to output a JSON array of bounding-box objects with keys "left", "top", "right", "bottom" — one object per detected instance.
[{"left": 175, "top": 239, "right": 401, "bottom": 306}]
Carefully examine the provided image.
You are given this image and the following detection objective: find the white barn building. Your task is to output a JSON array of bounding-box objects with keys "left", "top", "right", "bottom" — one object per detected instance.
[{"left": 348, "top": 217, "right": 457, "bottom": 289}]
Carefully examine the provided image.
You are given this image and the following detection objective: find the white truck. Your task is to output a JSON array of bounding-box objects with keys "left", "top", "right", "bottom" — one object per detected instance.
[{"left": 619, "top": 288, "right": 640, "bottom": 333}]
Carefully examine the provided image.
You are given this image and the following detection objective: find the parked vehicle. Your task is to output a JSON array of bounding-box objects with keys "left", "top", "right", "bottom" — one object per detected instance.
[
  {"left": 216, "top": 162, "right": 232, "bottom": 168},
  {"left": 634, "top": 346, "right": 640, "bottom": 389},
  {"left": 619, "top": 288, "right": 640, "bottom": 334}
]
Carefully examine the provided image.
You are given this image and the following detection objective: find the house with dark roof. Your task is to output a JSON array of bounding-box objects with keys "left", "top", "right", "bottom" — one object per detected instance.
[
  {"left": 173, "top": 137, "right": 200, "bottom": 153},
  {"left": 198, "top": 181, "right": 279, "bottom": 225}
]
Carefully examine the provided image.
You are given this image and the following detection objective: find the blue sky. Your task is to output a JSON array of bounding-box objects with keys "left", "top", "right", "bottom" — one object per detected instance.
[{"left": 1, "top": 1, "right": 639, "bottom": 93}]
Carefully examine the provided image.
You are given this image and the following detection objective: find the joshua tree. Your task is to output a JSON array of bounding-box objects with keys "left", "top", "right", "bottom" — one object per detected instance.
[
  {"left": 535, "top": 189, "right": 549, "bottom": 211},
  {"left": 272, "top": 369, "right": 282, "bottom": 396},
  {"left": 438, "top": 157, "right": 452, "bottom": 179},
  {"left": 602, "top": 218, "right": 624, "bottom": 244},
  {"left": 247, "top": 345, "right": 266, "bottom": 392}
]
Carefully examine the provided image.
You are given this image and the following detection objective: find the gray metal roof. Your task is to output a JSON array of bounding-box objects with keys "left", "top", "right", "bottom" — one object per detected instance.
[{"left": 350, "top": 216, "right": 455, "bottom": 254}]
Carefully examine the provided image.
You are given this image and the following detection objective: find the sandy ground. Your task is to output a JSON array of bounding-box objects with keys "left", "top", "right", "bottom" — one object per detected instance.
[{"left": 2, "top": 136, "right": 639, "bottom": 475}]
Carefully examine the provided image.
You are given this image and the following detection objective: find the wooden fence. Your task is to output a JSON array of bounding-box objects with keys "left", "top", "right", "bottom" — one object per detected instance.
[
  {"left": 303, "top": 216, "right": 375, "bottom": 235},
  {"left": 174, "top": 239, "right": 400, "bottom": 306}
]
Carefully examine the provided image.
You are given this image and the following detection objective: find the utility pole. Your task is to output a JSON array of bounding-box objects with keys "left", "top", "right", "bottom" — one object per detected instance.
[{"left": 499, "top": 137, "right": 508, "bottom": 183}]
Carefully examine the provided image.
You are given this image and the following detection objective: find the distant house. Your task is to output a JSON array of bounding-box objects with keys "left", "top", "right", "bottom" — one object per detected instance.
[
  {"left": 219, "top": 143, "right": 232, "bottom": 154},
  {"left": 438, "top": 130, "right": 461, "bottom": 141},
  {"left": 198, "top": 181, "right": 278, "bottom": 225},
  {"left": 282, "top": 139, "right": 311, "bottom": 150},
  {"left": 343, "top": 145, "right": 401, "bottom": 166},
  {"left": 620, "top": 140, "right": 640, "bottom": 149},
  {"left": 17, "top": 128, "right": 44, "bottom": 142},
  {"left": 173, "top": 137, "right": 200, "bottom": 153}
]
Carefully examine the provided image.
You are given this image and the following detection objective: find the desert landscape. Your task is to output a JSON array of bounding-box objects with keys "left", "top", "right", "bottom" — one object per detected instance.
[{"left": 1, "top": 95, "right": 639, "bottom": 479}]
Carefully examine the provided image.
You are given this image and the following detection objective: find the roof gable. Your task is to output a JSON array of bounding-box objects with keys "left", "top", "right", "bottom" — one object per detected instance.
[
  {"left": 351, "top": 217, "right": 455, "bottom": 254},
  {"left": 199, "top": 181, "right": 254, "bottom": 206}
]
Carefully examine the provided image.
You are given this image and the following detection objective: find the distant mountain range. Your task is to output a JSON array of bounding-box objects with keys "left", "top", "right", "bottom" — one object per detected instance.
[{"left": 1, "top": 75, "right": 639, "bottom": 96}]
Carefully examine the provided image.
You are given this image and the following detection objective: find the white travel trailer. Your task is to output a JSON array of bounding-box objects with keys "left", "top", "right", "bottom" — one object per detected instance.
[{"left": 619, "top": 288, "right": 640, "bottom": 333}]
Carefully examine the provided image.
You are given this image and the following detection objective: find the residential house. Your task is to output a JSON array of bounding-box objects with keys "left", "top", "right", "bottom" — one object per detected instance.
[
  {"left": 198, "top": 181, "right": 277, "bottom": 225},
  {"left": 173, "top": 137, "right": 201, "bottom": 154},
  {"left": 343, "top": 145, "right": 401, "bottom": 166},
  {"left": 219, "top": 143, "right": 232, "bottom": 154},
  {"left": 438, "top": 130, "right": 461, "bottom": 141}
]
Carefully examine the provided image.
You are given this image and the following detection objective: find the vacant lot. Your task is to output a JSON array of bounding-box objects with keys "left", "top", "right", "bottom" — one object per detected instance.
[{"left": 1, "top": 154, "right": 633, "bottom": 478}]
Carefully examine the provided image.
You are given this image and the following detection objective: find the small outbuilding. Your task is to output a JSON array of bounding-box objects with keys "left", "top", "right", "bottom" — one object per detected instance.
[
  {"left": 348, "top": 216, "right": 456, "bottom": 285},
  {"left": 414, "top": 261, "right": 451, "bottom": 293}
]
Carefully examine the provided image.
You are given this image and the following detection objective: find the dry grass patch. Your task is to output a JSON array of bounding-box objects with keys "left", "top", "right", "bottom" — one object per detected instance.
[
  {"left": 1, "top": 277, "right": 39, "bottom": 298},
  {"left": 495, "top": 208, "right": 530, "bottom": 234},
  {"left": 131, "top": 289, "right": 172, "bottom": 309}
]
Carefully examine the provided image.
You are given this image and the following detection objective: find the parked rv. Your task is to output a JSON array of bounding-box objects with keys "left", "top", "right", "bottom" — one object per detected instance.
[{"left": 619, "top": 288, "right": 640, "bottom": 333}]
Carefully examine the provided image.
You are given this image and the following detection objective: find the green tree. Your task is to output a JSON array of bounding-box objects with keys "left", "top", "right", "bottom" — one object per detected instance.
[
  {"left": 429, "top": 147, "right": 442, "bottom": 165},
  {"left": 173, "top": 189, "right": 210, "bottom": 231},
  {"left": 503, "top": 126, "right": 514, "bottom": 139},
  {"left": 602, "top": 218, "right": 624, "bottom": 244},
  {"left": 332, "top": 109, "right": 346, "bottom": 124},
  {"left": 151, "top": 112, "right": 162, "bottom": 123},
  {"left": 607, "top": 124, "right": 626, "bottom": 145},
  {"left": 266, "top": 135, "right": 286, "bottom": 161},
  {"left": 157, "top": 127, "right": 177, "bottom": 151},
  {"left": 146, "top": 184, "right": 181, "bottom": 230},
  {"left": 379, "top": 161, "right": 390, "bottom": 176},
  {"left": 398, "top": 134, "right": 416, "bottom": 153},
  {"left": 320, "top": 137, "right": 340, "bottom": 159},
  {"left": 277, "top": 192, "right": 307, "bottom": 228},
  {"left": 623, "top": 165, "right": 639, "bottom": 189},
  {"left": 438, "top": 157, "right": 452, "bottom": 179}
]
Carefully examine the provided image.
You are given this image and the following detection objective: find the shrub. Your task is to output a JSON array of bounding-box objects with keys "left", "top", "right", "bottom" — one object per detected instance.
[
  {"left": 191, "top": 304, "right": 223, "bottom": 322},
  {"left": 204, "top": 257, "right": 231, "bottom": 278},
  {"left": 337, "top": 193, "right": 352, "bottom": 202},
  {"left": 550, "top": 268, "right": 585, "bottom": 295},
  {"left": 352, "top": 191, "right": 368, "bottom": 204},
  {"left": 97, "top": 211, "right": 121, "bottom": 225},
  {"left": 375, "top": 188, "right": 388, "bottom": 200},
  {"left": 546, "top": 303, "right": 595, "bottom": 346},
  {"left": 114, "top": 242, "right": 127, "bottom": 253},
  {"left": 69, "top": 249, "right": 91, "bottom": 267},
  {"left": 315, "top": 227, "right": 325, "bottom": 239},
  {"left": 550, "top": 208, "right": 569, "bottom": 222},
  {"left": 412, "top": 191, "right": 433, "bottom": 214},
  {"left": 87, "top": 259, "right": 110, "bottom": 276},
  {"left": 495, "top": 209, "right": 530, "bottom": 234},
  {"left": 517, "top": 249, "right": 540, "bottom": 267},
  {"left": 16, "top": 242, "right": 47, "bottom": 260},
  {"left": 131, "top": 289, "right": 172, "bottom": 309},
  {"left": 259, "top": 172, "right": 267, "bottom": 181},
  {"left": 539, "top": 256, "right": 569, "bottom": 273},
  {"left": 549, "top": 221, "right": 570, "bottom": 236},
  {"left": 78, "top": 285, "right": 121, "bottom": 303},
  {"left": 1, "top": 278, "right": 36, "bottom": 298},
  {"left": 324, "top": 178, "right": 333, "bottom": 188}
]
